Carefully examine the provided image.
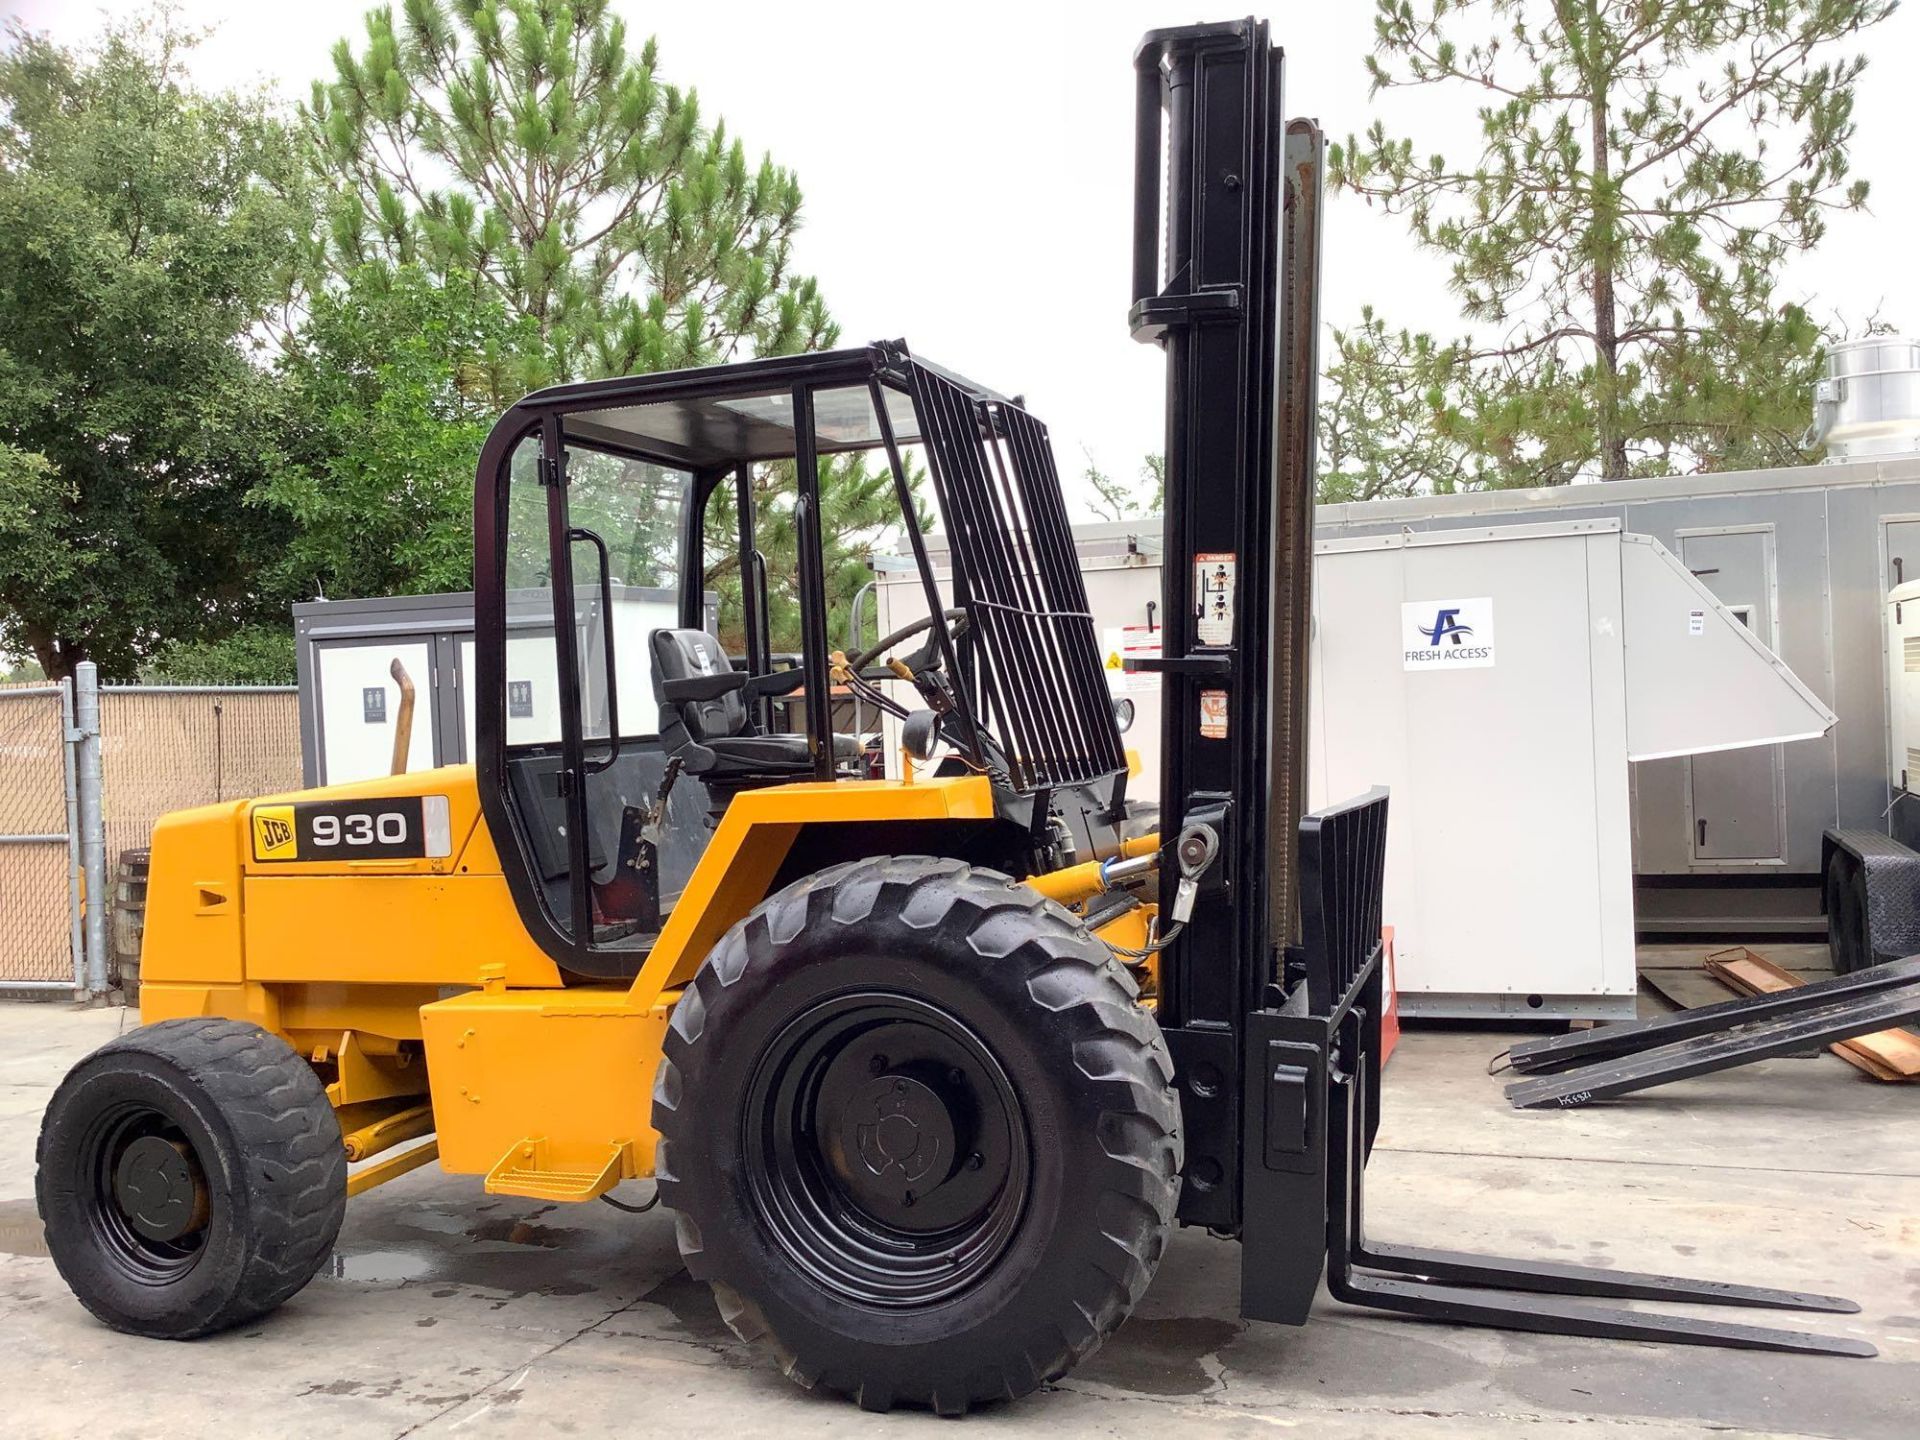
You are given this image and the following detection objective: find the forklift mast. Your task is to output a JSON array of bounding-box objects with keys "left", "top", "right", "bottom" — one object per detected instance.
[
  {"left": 1131, "top": 17, "right": 1322, "bottom": 1233},
  {"left": 1133, "top": 19, "right": 1869, "bottom": 1357}
]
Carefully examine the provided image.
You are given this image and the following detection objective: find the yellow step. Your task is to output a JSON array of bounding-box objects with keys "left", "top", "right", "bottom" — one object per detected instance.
[{"left": 484, "top": 1137, "right": 625, "bottom": 1202}]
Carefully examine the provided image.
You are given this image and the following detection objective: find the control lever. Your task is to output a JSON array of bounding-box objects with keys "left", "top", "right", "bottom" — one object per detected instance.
[{"left": 644, "top": 756, "right": 685, "bottom": 840}]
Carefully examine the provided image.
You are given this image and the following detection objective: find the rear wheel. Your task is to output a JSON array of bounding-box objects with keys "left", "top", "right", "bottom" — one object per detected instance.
[
  {"left": 1826, "top": 852, "right": 1870, "bottom": 975},
  {"left": 35, "top": 1018, "right": 347, "bottom": 1338},
  {"left": 653, "top": 856, "right": 1181, "bottom": 1414}
]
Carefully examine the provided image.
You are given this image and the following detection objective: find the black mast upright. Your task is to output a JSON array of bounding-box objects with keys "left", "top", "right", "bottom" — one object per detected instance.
[{"left": 1129, "top": 17, "right": 1318, "bottom": 1230}]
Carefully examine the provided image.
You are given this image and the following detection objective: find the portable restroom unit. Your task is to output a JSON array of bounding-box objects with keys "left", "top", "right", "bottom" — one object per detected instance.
[
  {"left": 293, "top": 586, "right": 707, "bottom": 787},
  {"left": 873, "top": 518, "right": 1835, "bottom": 1018},
  {"left": 1316, "top": 451, "right": 1920, "bottom": 934}
]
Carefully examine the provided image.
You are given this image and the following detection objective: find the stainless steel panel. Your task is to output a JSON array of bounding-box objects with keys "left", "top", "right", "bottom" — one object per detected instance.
[{"left": 1677, "top": 529, "right": 1783, "bottom": 862}]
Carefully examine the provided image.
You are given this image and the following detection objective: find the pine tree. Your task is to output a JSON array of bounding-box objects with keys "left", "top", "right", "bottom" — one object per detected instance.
[
  {"left": 303, "top": 2, "right": 904, "bottom": 640},
  {"left": 1328, "top": 0, "right": 1895, "bottom": 485},
  {"left": 1081, "top": 449, "right": 1166, "bottom": 522},
  {"left": 306, "top": 0, "right": 833, "bottom": 381}
]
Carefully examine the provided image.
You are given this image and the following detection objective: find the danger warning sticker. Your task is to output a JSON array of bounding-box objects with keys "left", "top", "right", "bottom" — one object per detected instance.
[
  {"left": 1199, "top": 689, "right": 1229, "bottom": 739},
  {"left": 1195, "top": 553, "right": 1236, "bottom": 646}
]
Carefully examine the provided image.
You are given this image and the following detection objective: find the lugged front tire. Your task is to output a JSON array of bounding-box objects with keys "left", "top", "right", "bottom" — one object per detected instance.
[
  {"left": 652, "top": 856, "right": 1182, "bottom": 1415},
  {"left": 35, "top": 1018, "right": 347, "bottom": 1338}
]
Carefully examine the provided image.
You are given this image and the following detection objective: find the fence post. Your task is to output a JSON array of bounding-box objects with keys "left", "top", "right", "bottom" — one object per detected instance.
[
  {"left": 74, "top": 662, "right": 110, "bottom": 1000},
  {"left": 61, "top": 677, "right": 86, "bottom": 998}
]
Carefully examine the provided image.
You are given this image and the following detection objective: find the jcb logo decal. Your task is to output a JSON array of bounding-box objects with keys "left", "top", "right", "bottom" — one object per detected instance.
[{"left": 252, "top": 806, "right": 297, "bottom": 860}]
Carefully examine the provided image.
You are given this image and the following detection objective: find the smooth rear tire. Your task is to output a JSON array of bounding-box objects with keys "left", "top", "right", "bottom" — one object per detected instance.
[
  {"left": 652, "top": 856, "right": 1181, "bottom": 1414},
  {"left": 35, "top": 1018, "right": 347, "bottom": 1338}
]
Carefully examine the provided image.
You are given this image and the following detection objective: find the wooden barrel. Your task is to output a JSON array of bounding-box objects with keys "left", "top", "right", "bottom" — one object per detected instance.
[{"left": 111, "top": 847, "right": 149, "bottom": 1001}]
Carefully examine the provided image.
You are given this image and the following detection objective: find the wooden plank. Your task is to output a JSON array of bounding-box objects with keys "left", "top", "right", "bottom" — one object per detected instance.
[
  {"left": 1704, "top": 946, "right": 1920, "bottom": 1081},
  {"left": 1704, "top": 948, "right": 1907, "bottom": 1081}
]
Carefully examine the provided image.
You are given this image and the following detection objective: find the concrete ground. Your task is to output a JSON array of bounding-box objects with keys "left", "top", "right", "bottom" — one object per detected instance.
[{"left": 0, "top": 999, "right": 1913, "bottom": 1439}]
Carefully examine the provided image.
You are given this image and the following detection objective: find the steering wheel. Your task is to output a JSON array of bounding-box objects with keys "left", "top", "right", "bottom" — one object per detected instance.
[{"left": 847, "top": 607, "right": 970, "bottom": 677}]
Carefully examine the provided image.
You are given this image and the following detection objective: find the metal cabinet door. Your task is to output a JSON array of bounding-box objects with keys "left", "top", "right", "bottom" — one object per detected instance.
[
  {"left": 1679, "top": 529, "right": 1786, "bottom": 862},
  {"left": 1883, "top": 518, "right": 1920, "bottom": 591}
]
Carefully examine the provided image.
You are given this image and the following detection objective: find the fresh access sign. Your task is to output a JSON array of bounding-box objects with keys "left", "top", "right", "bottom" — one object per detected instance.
[{"left": 1402, "top": 597, "right": 1495, "bottom": 671}]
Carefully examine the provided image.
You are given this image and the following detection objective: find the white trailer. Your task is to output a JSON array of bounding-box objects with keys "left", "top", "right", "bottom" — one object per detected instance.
[
  {"left": 1309, "top": 519, "right": 1831, "bottom": 1019},
  {"left": 874, "top": 516, "right": 1833, "bottom": 1019}
]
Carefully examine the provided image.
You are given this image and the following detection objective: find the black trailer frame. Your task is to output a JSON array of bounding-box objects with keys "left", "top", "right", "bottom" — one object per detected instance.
[{"left": 1135, "top": 17, "right": 1871, "bottom": 1358}]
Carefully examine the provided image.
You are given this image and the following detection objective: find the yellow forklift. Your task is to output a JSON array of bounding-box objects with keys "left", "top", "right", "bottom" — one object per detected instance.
[{"left": 33, "top": 18, "right": 1871, "bottom": 1415}]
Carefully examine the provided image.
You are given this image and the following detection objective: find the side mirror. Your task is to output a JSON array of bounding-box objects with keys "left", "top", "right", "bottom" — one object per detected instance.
[{"left": 902, "top": 710, "right": 941, "bottom": 762}]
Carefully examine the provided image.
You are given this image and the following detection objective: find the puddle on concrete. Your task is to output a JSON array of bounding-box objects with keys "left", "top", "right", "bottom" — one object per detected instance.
[
  {"left": 317, "top": 1195, "right": 656, "bottom": 1301},
  {"left": 1076, "top": 1314, "right": 1243, "bottom": 1396},
  {"left": 0, "top": 1198, "right": 49, "bottom": 1258},
  {"left": 328, "top": 1248, "right": 440, "bottom": 1282},
  {"left": 396, "top": 1209, "right": 469, "bottom": 1237},
  {"left": 636, "top": 1267, "right": 733, "bottom": 1343},
  {"left": 464, "top": 1217, "right": 581, "bottom": 1248}
]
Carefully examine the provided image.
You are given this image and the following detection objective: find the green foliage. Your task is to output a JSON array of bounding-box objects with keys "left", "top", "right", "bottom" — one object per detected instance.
[
  {"left": 262, "top": 262, "right": 538, "bottom": 598},
  {"left": 144, "top": 625, "right": 297, "bottom": 685},
  {"left": 305, "top": 0, "right": 834, "bottom": 383},
  {"left": 704, "top": 454, "right": 929, "bottom": 656},
  {"left": 296, "top": 1, "right": 902, "bottom": 654},
  {"left": 1326, "top": 0, "right": 1894, "bottom": 487},
  {"left": 1320, "top": 312, "right": 1474, "bottom": 501},
  {"left": 1081, "top": 450, "right": 1166, "bottom": 522},
  {"left": 0, "top": 15, "right": 312, "bottom": 679}
]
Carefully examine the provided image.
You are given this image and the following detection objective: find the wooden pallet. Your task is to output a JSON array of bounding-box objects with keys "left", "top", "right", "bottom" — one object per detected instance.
[{"left": 1703, "top": 946, "right": 1920, "bottom": 1082}]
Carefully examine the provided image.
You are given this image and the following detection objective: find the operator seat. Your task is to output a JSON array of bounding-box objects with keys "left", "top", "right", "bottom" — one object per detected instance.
[{"left": 650, "top": 628, "right": 860, "bottom": 780}]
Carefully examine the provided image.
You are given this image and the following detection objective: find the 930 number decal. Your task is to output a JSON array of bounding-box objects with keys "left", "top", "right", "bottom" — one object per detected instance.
[
  {"left": 309, "top": 811, "right": 409, "bottom": 848},
  {"left": 252, "top": 796, "right": 440, "bottom": 862}
]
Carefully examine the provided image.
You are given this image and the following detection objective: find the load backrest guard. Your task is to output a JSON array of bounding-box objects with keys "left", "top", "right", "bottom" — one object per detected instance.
[{"left": 904, "top": 362, "right": 1125, "bottom": 794}]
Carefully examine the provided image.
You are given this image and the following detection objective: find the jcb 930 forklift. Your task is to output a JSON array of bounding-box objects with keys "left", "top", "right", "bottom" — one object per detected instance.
[{"left": 35, "top": 19, "right": 1872, "bottom": 1412}]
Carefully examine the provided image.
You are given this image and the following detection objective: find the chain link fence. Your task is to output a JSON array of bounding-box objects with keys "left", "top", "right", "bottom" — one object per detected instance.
[
  {"left": 0, "top": 679, "right": 302, "bottom": 992},
  {"left": 0, "top": 683, "right": 77, "bottom": 985},
  {"left": 99, "top": 687, "right": 302, "bottom": 872}
]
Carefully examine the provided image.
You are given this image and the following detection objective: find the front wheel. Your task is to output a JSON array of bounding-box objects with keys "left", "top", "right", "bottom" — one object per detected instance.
[
  {"left": 35, "top": 1018, "right": 347, "bottom": 1338},
  {"left": 652, "top": 856, "right": 1181, "bottom": 1414}
]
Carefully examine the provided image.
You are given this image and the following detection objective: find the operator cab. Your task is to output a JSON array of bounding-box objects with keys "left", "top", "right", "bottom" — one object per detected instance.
[{"left": 473, "top": 342, "right": 1133, "bottom": 980}]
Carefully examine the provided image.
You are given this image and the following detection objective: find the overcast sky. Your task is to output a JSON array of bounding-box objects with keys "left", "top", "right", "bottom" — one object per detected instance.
[{"left": 11, "top": 1, "right": 1919, "bottom": 515}]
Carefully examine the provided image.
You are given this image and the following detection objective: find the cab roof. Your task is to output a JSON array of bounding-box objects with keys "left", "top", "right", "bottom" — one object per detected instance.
[{"left": 508, "top": 343, "right": 1013, "bottom": 471}]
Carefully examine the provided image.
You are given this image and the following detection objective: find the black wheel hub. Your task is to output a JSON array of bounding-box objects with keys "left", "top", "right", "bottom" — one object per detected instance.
[
  {"left": 79, "top": 1102, "right": 210, "bottom": 1282},
  {"left": 745, "top": 994, "right": 1030, "bottom": 1307},
  {"left": 112, "top": 1134, "right": 206, "bottom": 1243},
  {"left": 839, "top": 1073, "right": 956, "bottom": 1213}
]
